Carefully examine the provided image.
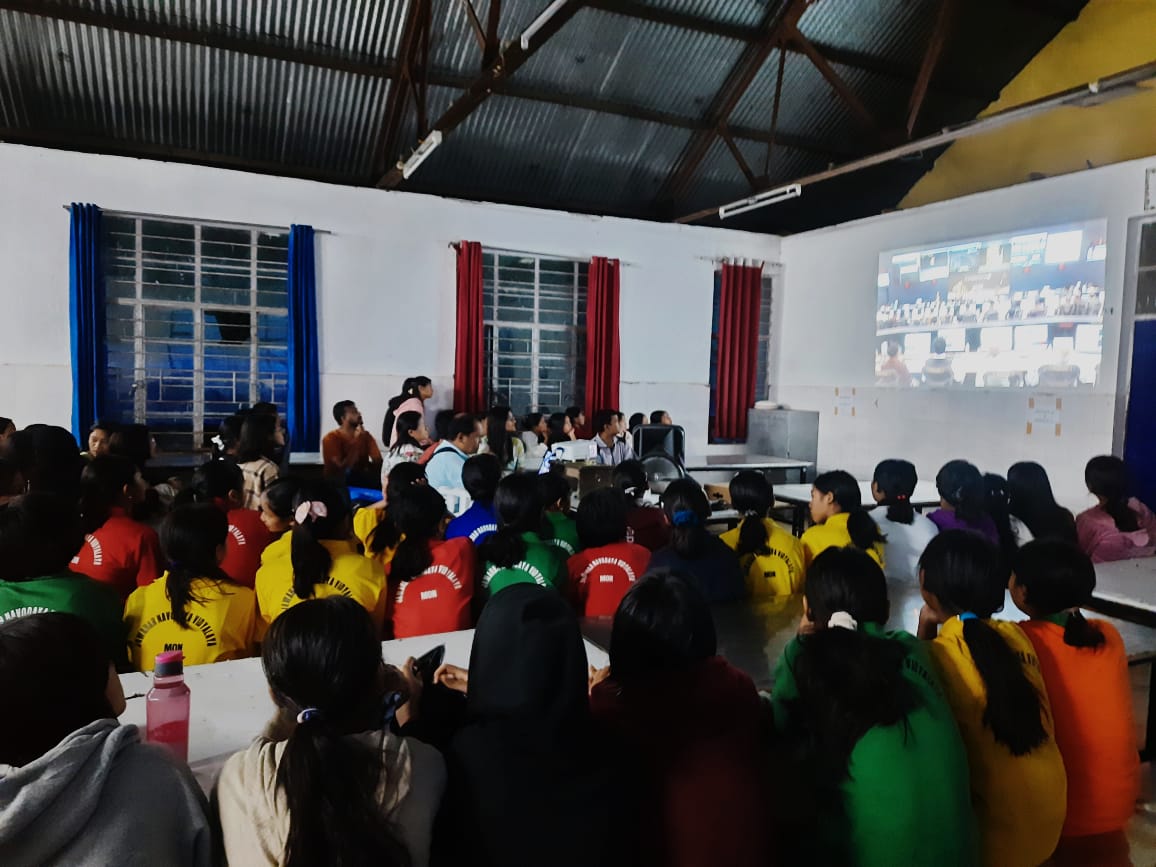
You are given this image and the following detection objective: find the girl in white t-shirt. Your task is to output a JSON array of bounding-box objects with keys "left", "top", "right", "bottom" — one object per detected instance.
[
  {"left": 383, "top": 412, "right": 429, "bottom": 477},
  {"left": 870, "top": 459, "right": 938, "bottom": 581}
]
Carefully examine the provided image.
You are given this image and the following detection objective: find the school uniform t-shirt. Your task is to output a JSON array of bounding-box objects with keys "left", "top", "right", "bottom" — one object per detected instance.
[
  {"left": 648, "top": 535, "right": 746, "bottom": 603},
  {"left": 1019, "top": 617, "right": 1139, "bottom": 836},
  {"left": 389, "top": 537, "right": 476, "bottom": 639},
  {"left": 544, "top": 511, "right": 580, "bottom": 557},
  {"left": 871, "top": 510, "right": 939, "bottom": 582},
  {"left": 124, "top": 573, "right": 258, "bottom": 672},
  {"left": 353, "top": 506, "right": 398, "bottom": 568},
  {"left": 719, "top": 518, "right": 805, "bottom": 597},
  {"left": 445, "top": 502, "right": 499, "bottom": 545},
  {"left": 927, "top": 509, "right": 1000, "bottom": 547},
  {"left": 260, "top": 532, "right": 291, "bottom": 567},
  {"left": 482, "top": 533, "right": 568, "bottom": 596},
  {"left": 0, "top": 574, "right": 127, "bottom": 669},
  {"left": 928, "top": 617, "right": 1067, "bottom": 867},
  {"left": 568, "top": 542, "right": 652, "bottom": 617},
  {"left": 800, "top": 512, "right": 884, "bottom": 569},
  {"left": 219, "top": 508, "right": 274, "bottom": 589},
  {"left": 255, "top": 538, "right": 387, "bottom": 631},
  {"left": 69, "top": 508, "right": 164, "bottom": 600}
]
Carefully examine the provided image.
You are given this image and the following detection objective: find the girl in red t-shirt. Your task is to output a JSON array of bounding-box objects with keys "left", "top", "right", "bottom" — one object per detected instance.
[
  {"left": 568, "top": 488, "right": 651, "bottom": 617},
  {"left": 185, "top": 461, "right": 274, "bottom": 588}
]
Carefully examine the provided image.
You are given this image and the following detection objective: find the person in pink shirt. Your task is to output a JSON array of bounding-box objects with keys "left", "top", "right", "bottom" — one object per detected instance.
[
  {"left": 382, "top": 376, "right": 433, "bottom": 448},
  {"left": 1076, "top": 455, "right": 1156, "bottom": 562}
]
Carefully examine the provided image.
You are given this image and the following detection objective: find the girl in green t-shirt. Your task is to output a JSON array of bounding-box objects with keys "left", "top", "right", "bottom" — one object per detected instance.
[{"left": 480, "top": 474, "right": 567, "bottom": 597}]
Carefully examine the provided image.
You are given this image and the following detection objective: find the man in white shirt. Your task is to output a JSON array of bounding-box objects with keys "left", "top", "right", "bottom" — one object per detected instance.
[
  {"left": 593, "top": 409, "right": 634, "bottom": 467},
  {"left": 425, "top": 414, "right": 482, "bottom": 491}
]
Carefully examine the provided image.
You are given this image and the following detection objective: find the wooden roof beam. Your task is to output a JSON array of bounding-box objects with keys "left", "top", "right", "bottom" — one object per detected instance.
[{"left": 907, "top": 0, "right": 957, "bottom": 138}]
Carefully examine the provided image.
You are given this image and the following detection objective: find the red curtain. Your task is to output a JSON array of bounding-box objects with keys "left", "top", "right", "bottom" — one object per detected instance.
[
  {"left": 585, "top": 256, "right": 621, "bottom": 418},
  {"left": 454, "top": 241, "right": 486, "bottom": 413},
  {"left": 714, "top": 262, "right": 763, "bottom": 441}
]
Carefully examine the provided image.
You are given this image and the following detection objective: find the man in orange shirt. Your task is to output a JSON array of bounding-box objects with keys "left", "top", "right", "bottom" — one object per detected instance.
[{"left": 321, "top": 401, "right": 382, "bottom": 489}]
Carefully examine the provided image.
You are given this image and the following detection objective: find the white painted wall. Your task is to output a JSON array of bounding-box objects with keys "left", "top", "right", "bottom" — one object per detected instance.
[
  {"left": 777, "top": 154, "right": 1156, "bottom": 505},
  {"left": 0, "top": 143, "right": 779, "bottom": 454}
]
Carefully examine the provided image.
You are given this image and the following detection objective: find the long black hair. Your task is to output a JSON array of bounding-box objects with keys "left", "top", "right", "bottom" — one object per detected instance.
[
  {"left": 609, "top": 570, "right": 716, "bottom": 685},
  {"left": 289, "top": 481, "right": 352, "bottom": 600},
  {"left": 935, "top": 459, "right": 988, "bottom": 527},
  {"left": 461, "top": 453, "right": 501, "bottom": 507},
  {"left": 546, "top": 412, "right": 571, "bottom": 446},
  {"left": 383, "top": 376, "right": 431, "bottom": 445},
  {"left": 919, "top": 530, "right": 1049, "bottom": 756},
  {"left": 367, "top": 463, "right": 427, "bottom": 557},
  {"left": 78, "top": 454, "right": 139, "bottom": 534},
  {"left": 812, "top": 470, "right": 884, "bottom": 552},
  {"left": 262, "top": 477, "right": 304, "bottom": 529},
  {"left": 983, "top": 473, "right": 1019, "bottom": 563},
  {"left": 238, "top": 412, "right": 278, "bottom": 463},
  {"left": 661, "top": 478, "right": 711, "bottom": 560},
  {"left": 108, "top": 423, "right": 153, "bottom": 473},
  {"left": 390, "top": 412, "right": 424, "bottom": 454},
  {"left": 1085, "top": 455, "right": 1139, "bottom": 532},
  {"left": 730, "top": 470, "right": 774, "bottom": 559},
  {"left": 160, "top": 504, "right": 237, "bottom": 629},
  {"left": 1014, "top": 540, "right": 1104, "bottom": 648},
  {"left": 576, "top": 488, "right": 630, "bottom": 549},
  {"left": 388, "top": 484, "right": 448, "bottom": 584},
  {"left": 872, "top": 459, "right": 917, "bottom": 525},
  {"left": 485, "top": 406, "right": 516, "bottom": 467},
  {"left": 213, "top": 413, "right": 245, "bottom": 461},
  {"left": 479, "top": 473, "right": 545, "bottom": 568},
  {"left": 611, "top": 460, "right": 649, "bottom": 504},
  {"left": 262, "top": 597, "right": 411, "bottom": 867},
  {"left": 522, "top": 412, "right": 546, "bottom": 445},
  {"left": 1007, "top": 462, "right": 1077, "bottom": 543},
  {"left": 0, "top": 492, "right": 86, "bottom": 581},
  {"left": 182, "top": 459, "right": 244, "bottom": 507}
]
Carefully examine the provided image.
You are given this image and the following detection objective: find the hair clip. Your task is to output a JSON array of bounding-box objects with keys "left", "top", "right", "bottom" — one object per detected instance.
[
  {"left": 671, "top": 509, "right": 700, "bottom": 528},
  {"left": 958, "top": 611, "right": 978, "bottom": 622},
  {"left": 294, "top": 500, "right": 329, "bottom": 524},
  {"left": 296, "top": 707, "right": 324, "bottom": 725},
  {"left": 827, "top": 611, "right": 858, "bottom": 631},
  {"left": 895, "top": 494, "right": 909, "bottom": 501}
]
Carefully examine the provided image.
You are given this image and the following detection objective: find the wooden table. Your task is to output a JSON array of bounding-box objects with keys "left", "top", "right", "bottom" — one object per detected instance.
[
  {"left": 772, "top": 480, "right": 941, "bottom": 536},
  {"left": 683, "top": 454, "right": 813, "bottom": 483}
]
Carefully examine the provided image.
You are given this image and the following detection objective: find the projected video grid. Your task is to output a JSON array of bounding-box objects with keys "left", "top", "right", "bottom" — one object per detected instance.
[{"left": 875, "top": 220, "right": 1107, "bottom": 389}]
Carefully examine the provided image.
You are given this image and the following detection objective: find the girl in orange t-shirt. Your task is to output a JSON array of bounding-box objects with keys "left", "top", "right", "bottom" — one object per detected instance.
[{"left": 1011, "top": 539, "right": 1140, "bottom": 840}]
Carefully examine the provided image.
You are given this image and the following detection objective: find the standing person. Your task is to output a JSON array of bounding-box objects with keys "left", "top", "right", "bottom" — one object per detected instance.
[
  {"left": 870, "top": 459, "right": 939, "bottom": 581},
  {"left": 720, "top": 470, "right": 804, "bottom": 597},
  {"left": 383, "top": 376, "right": 433, "bottom": 448},
  {"left": 479, "top": 406, "right": 524, "bottom": 475},
  {"left": 83, "top": 419, "right": 117, "bottom": 460},
  {"left": 927, "top": 460, "right": 999, "bottom": 545},
  {"left": 0, "top": 613, "right": 212, "bottom": 866},
  {"left": 1006, "top": 461, "right": 1077, "bottom": 546},
  {"left": 123, "top": 504, "right": 259, "bottom": 671},
  {"left": 322, "top": 401, "right": 383, "bottom": 490},
  {"left": 546, "top": 412, "right": 574, "bottom": 447},
  {"left": 445, "top": 454, "right": 501, "bottom": 545},
  {"left": 1076, "top": 455, "right": 1156, "bottom": 562},
  {"left": 770, "top": 548, "right": 975, "bottom": 866},
  {"left": 612, "top": 460, "right": 670, "bottom": 552},
  {"left": 539, "top": 469, "right": 579, "bottom": 556},
  {"left": 801, "top": 470, "right": 885, "bottom": 569},
  {"left": 918, "top": 531, "right": 1067, "bottom": 867},
  {"left": 433, "top": 584, "right": 637, "bottom": 867},
  {"left": 425, "top": 415, "right": 483, "bottom": 493},
  {"left": 593, "top": 409, "right": 634, "bottom": 466},
  {"left": 383, "top": 411, "right": 429, "bottom": 477},
  {"left": 479, "top": 474, "right": 568, "bottom": 596},
  {"left": 567, "top": 488, "right": 651, "bottom": 617},
  {"left": 648, "top": 479, "right": 744, "bottom": 603},
  {"left": 71, "top": 455, "right": 164, "bottom": 599},
  {"left": 184, "top": 460, "right": 274, "bottom": 588},
  {"left": 215, "top": 597, "right": 446, "bottom": 867},
  {"left": 566, "top": 405, "right": 587, "bottom": 440},
  {"left": 238, "top": 412, "right": 283, "bottom": 511},
  {"left": 1011, "top": 541, "right": 1139, "bottom": 844}
]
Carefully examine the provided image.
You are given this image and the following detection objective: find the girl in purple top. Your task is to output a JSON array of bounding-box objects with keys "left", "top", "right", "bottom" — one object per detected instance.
[
  {"left": 1076, "top": 456, "right": 1156, "bottom": 563},
  {"left": 927, "top": 460, "right": 1000, "bottom": 545}
]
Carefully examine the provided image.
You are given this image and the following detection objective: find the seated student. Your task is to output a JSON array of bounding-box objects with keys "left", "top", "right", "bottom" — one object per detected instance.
[
  {"left": 771, "top": 548, "right": 975, "bottom": 867},
  {"left": 720, "top": 470, "right": 804, "bottom": 596},
  {"left": 83, "top": 419, "right": 116, "bottom": 460},
  {"left": 321, "top": 400, "right": 383, "bottom": 490},
  {"left": 983, "top": 473, "right": 1021, "bottom": 564},
  {"left": 567, "top": 489, "right": 651, "bottom": 617},
  {"left": 6, "top": 424, "right": 86, "bottom": 500},
  {"left": 870, "top": 459, "right": 938, "bottom": 581},
  {"left": 927, "top": 460, "right": 1000, "bottom": 545},
  {"left": 566, "top": 405, "right": 587, "bottom": 440},
  {"left": 124, "top": 504, "right": 258, "bottom": 671},
  {"left": 540, "top": 468, "right": 580, "bottom": 556},
  {"left": 237, "top": 412, "right": 283, "bottom": 510},
  {"left": 212, "top": 412, "right": 244, "bottom": 462},
  {"left": 801, "top": 470, "right": 885, "bottom": 569},
  {"left": 357, "top": 462, "right": 428, "bottom": 569},
  {"left": 184, "top": 460, "right": 274, "bottom": 588},
  {"left": 1011, "top": 541, "right": 1140, "bottom": 841},
  {"left": 258, "top": 476, "right": 303, "bottom": 567},
  {"left": 918, "top": 531, "right": 1067, "bottom": 867},
  {"left": 649, "top": 410, "right": 673, "bottom": 426},
  {"left": 432, "top": 583, "right": 636, "bottom": 867},
  {"left": 255, "top": 481, "right": 387, "bottom": 632},
  {"left": 547, "top": 411, "right": 574, "bottom": 447},
  {"left": 922, "top": 336, "right": 954, "bottom": 386},
  {"left": 70, "top": 454, "right": 164, "bottom": 599},
  {"left": 386, "top": 484, "right": 476, "bottom": 638},
  {"left": 382, "top": 411, "right": 429, "bottom": 477},
  {"left": 0, "top": 613, "right": 212, "bottom": 866},
  {"left": 0, "top": 493, "right": 127, "bottom": 669},
  {"left": 251, "top": 401, "right": 291, "bottom": 473},
  {"left": 589, "top": 572, "right": 767, "bottom": 867},
  {"left": 1006, "top": 461, "right": 1077, "bottom": 546},
  {"left": 521, "top": 412, "right": 549, "bottom": 450},
  {"left": 593, "top": 409, "right": 634, "bottom": 466},
  {"left": 479, "top": 406, "right": 524, "bottom": 476},
  {"left": 418, "top": 409, "right": 456, "bottom": 465},
  {"left": 425, "top": 414, "right": 483, "bottom": 492},
  {"left": 613, "top": 460, "right": 670, "bottom": 551},
  {"left": 1076, "top": 455, "right": 1156, "bottom": 562},
  {"left": 628, "top": 412, "right": 647, "bottom": 434},
  {"left": 479, "top": 474, "right": 568, "bottom": 596},
  {"left": 446, "top": 453, "right": 501, "bottom": 545},
  {"left": 648, "top": 479, "right": 744, "bottom": 603},
  {"left": 216, "top": 597, "right": 445, "bottom": 867}
]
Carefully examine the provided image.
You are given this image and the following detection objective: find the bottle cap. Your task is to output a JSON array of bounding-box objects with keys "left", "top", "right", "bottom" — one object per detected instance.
[{"left": 154, "top": 650, "right": 185, "bottom": 677}]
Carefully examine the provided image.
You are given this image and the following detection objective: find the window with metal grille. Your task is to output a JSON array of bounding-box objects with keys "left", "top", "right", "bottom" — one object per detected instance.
[
  {"left": 708, "top": 271, "right": 774, "bottom": 443},
  {"left": 102, "top": 215, "right": 290, "bottom": 453},
  {"left": 1137, "top": 221, "right": 1156, "bottom": 315},
  {"left": 482, "top": 250, "right": 588, "bottom": 416}
]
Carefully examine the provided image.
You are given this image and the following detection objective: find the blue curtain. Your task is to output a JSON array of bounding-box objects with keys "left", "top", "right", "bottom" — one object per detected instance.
[
  {"left": 69, "top": 203, "right": 105, "bottom": 442},
  {"left": 287, "top": 224, "right": 320, "bottom": 452}
]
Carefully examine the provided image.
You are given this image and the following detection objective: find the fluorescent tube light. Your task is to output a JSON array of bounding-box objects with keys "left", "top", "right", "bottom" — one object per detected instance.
[
  {"left": 401, "top": 130, "right": 443, "bottom": 179},
  {"left": 520, "top": 0, "right": 567, "bottom": 50},
  {"left": 718, "top": 184, "right": 801, "bottom": 220}
]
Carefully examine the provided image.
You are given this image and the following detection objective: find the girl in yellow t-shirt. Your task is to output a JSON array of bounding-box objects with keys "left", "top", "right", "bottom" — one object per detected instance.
[
  {"left": 720, "top": 471, "right": 804, "bottom": 596},
  {"left": 124, "top": 504, "right": 258, "bottom": 672},
  {"left": 917, "top": 529, "right": 1067, "bottom": 867},
  {"left": 255, "top": 480, "right": 387, "bottom": 633},
  {"left": 257, "top": 477, "right": 302, "bottom": 568},
  {"left": 800, "top": 470, "right": 885, "bottom": 569},
  {"left": 356, "top": 462, "right": 428, "bottom": 569}
]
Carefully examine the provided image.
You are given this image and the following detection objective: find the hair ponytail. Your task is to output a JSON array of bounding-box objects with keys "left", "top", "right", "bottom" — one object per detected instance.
[
  {"left": 1061, "top": 610, "right": 1105, "bottom": 649},
  {"left": 387, "top": 485, "right": 446, "bottom": 584},
  {"left": 160, "top": 504, "right": 234, "bottom": 629},
  {"left": 872, "top": 459, "right": 916, "bottom": 525},
  {"left": 847, "top": 510, "right": 885, "bottom": 552},
  {"left": 729, "top": 470, "right": 772, "bottom": 558},
  {"left": 1013, "top": 539, "right": 1104, "bottom": 649},
  {"left": 1085, "top": 456, "right": 1139, "bottom": 532},
  {"left": 479, "top": 474, "right": 540, "bottom": 567},
  {"left": 936, "top": 460, "right": 989, "bottom": 527},
  {"left": 661, "top": 479, "right": 710, "bottom": 560},
  {"left": 289, "top": 482, "right": 350, "bottom": 600}
]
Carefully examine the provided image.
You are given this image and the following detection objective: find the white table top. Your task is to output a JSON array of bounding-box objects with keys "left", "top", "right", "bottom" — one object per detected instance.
[
  {"left": 1093, "top": 558, "right": 1156, "bottom": 615},
  {"left": 772, "top": 480, "right": 941, "bottom": 509},
  {"left": 683, "top": 454, "right": 813, "bottom": 472},
  {"left": 119, "top": 629, "right": 609, "bottom": 785}
]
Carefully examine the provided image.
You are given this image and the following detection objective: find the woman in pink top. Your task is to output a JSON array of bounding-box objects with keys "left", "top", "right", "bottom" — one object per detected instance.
[
  {"left": 382, "top": 376, "right": 433, "bottom": 448},
  {"left": 1076, "top": 456, "right": 1156, "bottom": 562}
]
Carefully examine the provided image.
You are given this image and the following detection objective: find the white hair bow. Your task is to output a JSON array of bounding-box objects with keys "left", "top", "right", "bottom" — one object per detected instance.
[
  {"left": 294, "top": 500, "right": 329, "bottom": 524},
  {"left": 827, "top": 611, "right": 858, "bottom": 631}
]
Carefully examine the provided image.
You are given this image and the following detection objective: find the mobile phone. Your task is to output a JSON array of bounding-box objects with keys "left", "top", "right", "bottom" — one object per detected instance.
[{"left": 413, "top": 644, "right": 446, "bottom": 683}]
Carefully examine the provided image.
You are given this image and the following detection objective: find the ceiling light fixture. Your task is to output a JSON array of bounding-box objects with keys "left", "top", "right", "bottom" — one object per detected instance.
[
  {"left": 400, "top": 130, "right": 443, "bottom": 179},
  {"left": 520, "top": 0, "right": 567, "bottom": 50},
  {"left": 718, "top": 183, "right": 802, "bottom": 219}
]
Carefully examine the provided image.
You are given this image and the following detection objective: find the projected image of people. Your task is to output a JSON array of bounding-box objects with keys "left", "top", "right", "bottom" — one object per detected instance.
[{"left": 875, "top": 220, "right": 1107, "bottom": 389}]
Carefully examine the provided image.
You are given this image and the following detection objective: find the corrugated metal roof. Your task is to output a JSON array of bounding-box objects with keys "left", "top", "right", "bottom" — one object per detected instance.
[
  {"left": 797, "top": 0, "right": 936, "bottom": 71},
  {"left": 621, "top": 0, "right": 774, "bottom": 30},
  {"left": 429, "top": 0, "right": 548, "bottom": 78},
  {"left": 678, "top": 133, "right": 824, "bottom": 217}
]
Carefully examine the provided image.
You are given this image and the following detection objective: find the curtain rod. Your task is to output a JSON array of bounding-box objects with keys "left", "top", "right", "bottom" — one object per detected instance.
[
  {"left": 62, "top": 205, "right": 332, "bottom": 235},
  {"left": 447, "top": 242, "right": 637, "bottom": 268}
]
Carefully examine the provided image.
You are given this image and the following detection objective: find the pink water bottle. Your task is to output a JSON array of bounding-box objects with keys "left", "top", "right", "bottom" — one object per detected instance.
[{"left": 147, "top": 650, "right": 190, "bottom": 762}]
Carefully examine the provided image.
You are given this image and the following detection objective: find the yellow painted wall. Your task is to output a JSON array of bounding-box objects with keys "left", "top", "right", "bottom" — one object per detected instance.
[{"left": 901, "top": 0, "right": 1156, "bottom": 209}]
